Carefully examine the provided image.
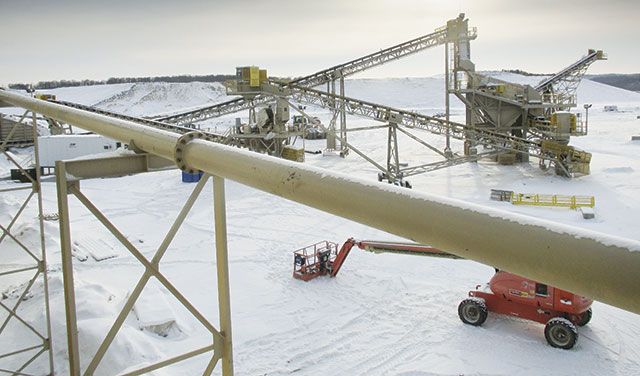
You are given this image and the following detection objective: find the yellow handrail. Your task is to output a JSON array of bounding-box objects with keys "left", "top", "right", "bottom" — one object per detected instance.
[{"left": 511, "top": 193, "right": 594, "bottom": 209}]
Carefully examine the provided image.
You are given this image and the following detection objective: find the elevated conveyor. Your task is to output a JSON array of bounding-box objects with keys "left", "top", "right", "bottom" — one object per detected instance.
[
  {"left": 50, "top": 99, "right": 227, "bottom": 142},
  {"left": 156, "top": 15, "right": 476, "bottom": 126},
  {"left": 535, "top": 49, "right": 606, "bottom": 109},
  {"left": 289, "top": 26, "right": 465, "bottom": 87},
  {"left": 152, "top": 96, "right": 272, "bottom": 127}
]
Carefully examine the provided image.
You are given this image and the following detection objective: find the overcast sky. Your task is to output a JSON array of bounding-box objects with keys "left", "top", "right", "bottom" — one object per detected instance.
[{"left": 1, "top": 0, "right": 638, "bottom": 86}]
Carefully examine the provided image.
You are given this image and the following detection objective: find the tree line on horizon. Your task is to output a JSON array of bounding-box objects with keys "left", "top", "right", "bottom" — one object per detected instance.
[
  {"left": 9, "top": 72, "right": 638, "bottom": 92},
  {"left": 8, "top": 74, "right": 237, "bottom": 90}
]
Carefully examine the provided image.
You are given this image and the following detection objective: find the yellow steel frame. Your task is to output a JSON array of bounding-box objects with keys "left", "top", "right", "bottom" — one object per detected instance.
[{"left": 511, "top": 193, "right": 595, "bottom": 209}]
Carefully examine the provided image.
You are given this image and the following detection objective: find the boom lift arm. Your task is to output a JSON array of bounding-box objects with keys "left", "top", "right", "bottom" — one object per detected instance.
[{"left": 293, "top": 238, "right": 458, "bottom": 280}]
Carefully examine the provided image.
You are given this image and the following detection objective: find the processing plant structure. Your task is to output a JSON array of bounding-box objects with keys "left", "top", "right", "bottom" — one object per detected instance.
[
  {"left": 18, "top": 14, "right": 605, "bottom": 186},
  {"left": 186, "top": 14, "right": 606, "bottom": 186},
  {"left": 190, "top": 13, "right": 606, "bottom": 182}
]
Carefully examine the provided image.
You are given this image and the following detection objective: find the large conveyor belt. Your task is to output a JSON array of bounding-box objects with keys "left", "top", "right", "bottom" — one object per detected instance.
[
  {"left": 289, "top": 28, "right": 452, "bottom": 87},
  {"left": 52, "top": 100, "right": 226, "bottom": 142},
  {"left": 535, "top": 49, "right": 605, "bottom": 93},
  {"left": 157, "top": 16, "right": 475, "bottom": 126},
  {"left": 153, "top": 96, "right": 272, "bottom": 127}
]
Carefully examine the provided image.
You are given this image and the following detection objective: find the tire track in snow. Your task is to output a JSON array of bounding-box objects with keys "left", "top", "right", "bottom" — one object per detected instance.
[
  {"left": 242, "top": 277, "right": 454, "bottom": 375},
  {"left": 337, "top": 288, "right": 455, "bottom": 375}
]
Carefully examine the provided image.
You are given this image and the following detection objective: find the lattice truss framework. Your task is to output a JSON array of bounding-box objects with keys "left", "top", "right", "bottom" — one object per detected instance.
[{"left": 0, "top": 110, "right": 54, "bottom": 376}]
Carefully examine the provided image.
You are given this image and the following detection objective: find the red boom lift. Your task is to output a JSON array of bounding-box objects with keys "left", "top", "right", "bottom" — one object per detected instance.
[
  {"left": 459, "top": 270, "right": 592, "bottom": 349},
  {"left": 293, "top": 238, "right": 593, "bottom": 349}
]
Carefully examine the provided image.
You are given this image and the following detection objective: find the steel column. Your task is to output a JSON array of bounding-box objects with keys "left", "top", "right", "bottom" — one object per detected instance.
[
  {"left": 387, "top": 122, "right": 400, "bottom": 182},
  {"left": 444, "top": 41, "right": 452, "bottom": 156},
  {"left": 55, "top": 161, "right": 81, "bottom": 376},
  {"left": 213, "top": 176, "right": 233, "bottom": 375},
  {"left": 289, "top": 102, "right": 387, "bottom": 173},
  {"left": 339, "top": 74, "right": 347, "bottom": 155},
  {"left": 32, "top": 110, "right": 54, "bottom": 374}
]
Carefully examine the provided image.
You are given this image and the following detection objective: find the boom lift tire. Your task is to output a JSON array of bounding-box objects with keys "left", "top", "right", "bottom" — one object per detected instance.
[
  {"left": 569, "top": 307, "right": 592, "bottom": 327},
  {"left": 458, "top": 298, "right": 488, "bottom": 326},
  {"left": 544, "top": 318, "right": 578, "bottom": 349}
]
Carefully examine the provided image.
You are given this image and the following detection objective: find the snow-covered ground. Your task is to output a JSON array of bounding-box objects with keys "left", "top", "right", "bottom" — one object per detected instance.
[{"left": 1, "top": 75, "right": 640, "bottom": 375}]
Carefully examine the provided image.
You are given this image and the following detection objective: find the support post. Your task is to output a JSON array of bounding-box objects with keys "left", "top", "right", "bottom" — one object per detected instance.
[
  {"left": 387, "top": 122, "right": 400, "bottom": 183},
  {"left": 339, "top": 73, "right": 348, "bottom": 156},
  {"left": 33, "top": 110, "right": 54, "bottom": 373},
  {"left": 584, "top": 103, "right": 592, "bottom": 134},
  {"left": 55, "top": 161, "right": 81, "bottom": 376},
  {"left": 248, "top": 106, "right": 256, "bottom": 127},
  {"left": 326, "top": 77, "right": 338, "bottom": 152},
  {"left": 213, "top": 176, "right": 234, "bottom": 375},
  {"left": 325, "top": 111, "right": 338, "bottom": 151},
  {"left": 444, "top": 42, "right": 452, "bottom": 157}
]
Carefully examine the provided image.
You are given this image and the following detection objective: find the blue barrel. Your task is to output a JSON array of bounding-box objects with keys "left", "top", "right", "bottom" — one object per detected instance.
[{"left": 182, "top": 171, "right": 204, "bottom": 183}]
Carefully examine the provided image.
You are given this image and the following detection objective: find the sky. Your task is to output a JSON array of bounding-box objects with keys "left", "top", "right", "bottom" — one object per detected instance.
[{"left": 1, "top": 0, "right": 638, "bottom": 86}]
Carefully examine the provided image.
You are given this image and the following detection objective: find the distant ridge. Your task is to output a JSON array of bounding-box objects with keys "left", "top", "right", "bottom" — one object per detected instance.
[
  {"left": 499, "top": 70, "right": 640, "bottom": 93},
  {"left": 9, "top": 72, "right": 640, "bottom": 94},
  {"left": 586, "top": 74, "right": 640, "bottom": 92},
  {"left": 8, "top": 74, "right": 236, "bottom": 91}
]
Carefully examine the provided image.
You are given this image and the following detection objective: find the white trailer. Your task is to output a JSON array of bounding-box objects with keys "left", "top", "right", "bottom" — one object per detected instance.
[{"left": 37, "top": 134, "right": 122, "bottom": 167}]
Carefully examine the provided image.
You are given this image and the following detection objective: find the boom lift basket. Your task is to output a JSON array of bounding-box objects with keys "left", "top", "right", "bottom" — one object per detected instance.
[{"left": 293, "top": 240, "right": 338, "bottom": 281}]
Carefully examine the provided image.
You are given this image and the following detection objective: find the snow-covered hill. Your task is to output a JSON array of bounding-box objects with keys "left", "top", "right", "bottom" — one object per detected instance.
[{"left": 2, "top": 74, "right": 640, "bottom": 375}]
